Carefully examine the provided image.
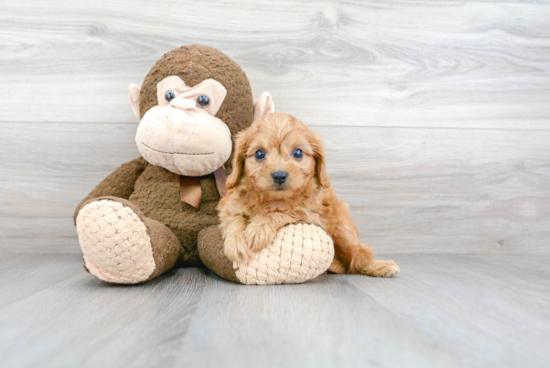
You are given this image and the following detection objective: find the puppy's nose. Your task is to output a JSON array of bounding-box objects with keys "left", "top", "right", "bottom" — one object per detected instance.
[{"left": 272, "top": 171, "right": 288, "bottom": 185}]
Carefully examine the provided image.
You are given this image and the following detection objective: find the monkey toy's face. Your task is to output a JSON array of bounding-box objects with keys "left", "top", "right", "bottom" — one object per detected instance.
[
  {"left": 134, "top": 75, "right": 231, "bottom": 177},
  {"left": 128, "top": 45, "right": 274, "bottom": 178}
]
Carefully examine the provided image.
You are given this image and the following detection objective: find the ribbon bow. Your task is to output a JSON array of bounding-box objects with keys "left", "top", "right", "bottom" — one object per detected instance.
[{"left": 179, "top": 166, "right": 227, "bottom": 209}]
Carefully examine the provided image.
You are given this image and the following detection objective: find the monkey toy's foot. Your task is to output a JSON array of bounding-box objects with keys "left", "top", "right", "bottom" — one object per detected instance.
[{"left": 76, "top": 198, "right": 180, "bottom": 284}]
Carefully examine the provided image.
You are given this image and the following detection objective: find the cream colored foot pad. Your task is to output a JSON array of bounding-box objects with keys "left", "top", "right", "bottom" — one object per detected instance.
[
  {"left": 234, "top": 223, "right": 335, "bottom": 285},
  {"left": 76, "top": 200, "right": 155, "bottom": 284}
]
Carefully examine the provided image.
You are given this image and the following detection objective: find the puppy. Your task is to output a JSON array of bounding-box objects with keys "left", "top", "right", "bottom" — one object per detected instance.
[{"left": 217, "top": 113, "right": 399, "bottom": 277}]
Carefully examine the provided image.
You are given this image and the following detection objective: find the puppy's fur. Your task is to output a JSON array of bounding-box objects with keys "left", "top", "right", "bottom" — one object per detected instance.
[{"left": 218, "top": 113, "right": 399, "bottom": 277}]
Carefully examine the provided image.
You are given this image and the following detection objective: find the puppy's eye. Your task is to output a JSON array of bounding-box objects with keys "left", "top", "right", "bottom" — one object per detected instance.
[
  {"left": 255, "top": 149, "right": 266, "bottom": 161},
  {"left": 165, "top": 90, "right": 176, "bottom": 102},
  {"left": 293, "top": 148, "right": 303, "bottom": 159}
]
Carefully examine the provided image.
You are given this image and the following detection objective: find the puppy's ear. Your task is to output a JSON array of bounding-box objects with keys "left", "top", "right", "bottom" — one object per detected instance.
[
  {"left": 311, "top": 132, "right": 331, "bottom": 188},
  {"left": 226, "top": 128, "right": 252, "bottom": 189}
]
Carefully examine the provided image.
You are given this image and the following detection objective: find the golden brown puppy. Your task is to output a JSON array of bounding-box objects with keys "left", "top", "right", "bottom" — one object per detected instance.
[{"left": 218, "top": 113, "right": 399, "bottom": 277}]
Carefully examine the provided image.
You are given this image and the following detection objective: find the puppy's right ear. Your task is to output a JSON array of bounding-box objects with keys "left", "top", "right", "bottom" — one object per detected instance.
[{"left": 226, "top": 129, "right": 251, "bottom": 189}]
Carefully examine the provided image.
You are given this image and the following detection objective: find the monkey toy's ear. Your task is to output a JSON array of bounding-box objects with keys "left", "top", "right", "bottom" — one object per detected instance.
[
  {"left": 253, "top": 92, "right": 275, "bottom": 122},
  {"left": 129, "top": 84, "right": 141, "bottom": 119}
]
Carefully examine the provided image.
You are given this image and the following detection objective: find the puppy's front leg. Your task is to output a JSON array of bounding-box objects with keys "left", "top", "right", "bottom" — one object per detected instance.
[
  {"left": 244, "top": 212, "right": 298, "bottom": 253},
  {"left": 220, "top": 215, "right": 250, "bottom": 263}
]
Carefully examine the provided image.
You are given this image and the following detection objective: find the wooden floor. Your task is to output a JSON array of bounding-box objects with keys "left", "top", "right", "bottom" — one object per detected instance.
[{"left": 0, "top": 253, "right": 548, "bottom": 368}]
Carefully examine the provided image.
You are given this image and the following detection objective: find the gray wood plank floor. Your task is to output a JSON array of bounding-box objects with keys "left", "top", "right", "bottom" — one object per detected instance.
[{"left": 0, "top": 253, "right": 548, "bottom": 368}]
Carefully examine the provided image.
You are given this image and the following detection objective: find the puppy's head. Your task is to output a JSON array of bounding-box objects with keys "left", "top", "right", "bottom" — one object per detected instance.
[{"left": 226, "top": 113, "right": 330, "bottom": 198}]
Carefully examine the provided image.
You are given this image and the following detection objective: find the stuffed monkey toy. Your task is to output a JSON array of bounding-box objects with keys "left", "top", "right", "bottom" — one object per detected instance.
[{"left": 74, "top": 45, "right": 333, "bottom": 285}]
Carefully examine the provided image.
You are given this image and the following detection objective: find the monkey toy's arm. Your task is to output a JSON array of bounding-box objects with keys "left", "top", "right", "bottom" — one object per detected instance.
[{"left": 73, "top": 157, "right": 148, "bottom": 223}]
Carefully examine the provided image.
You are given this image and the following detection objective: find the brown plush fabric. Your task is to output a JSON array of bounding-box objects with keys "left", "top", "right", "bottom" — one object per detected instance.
[
  {"left": 142, "top": 216, "right": 182, "bottom": 282},
  {"left": 198, "top": 225, "right": 239, "bottom": 283},
  {"left": 128, "top": 164, "right": 223, "bottom": 266},
  {"left": 73, "top": 157, "right": 149, "bottom": 224},
  {"left": 139, "top": 45, "right": 255, "bottom": 168}
]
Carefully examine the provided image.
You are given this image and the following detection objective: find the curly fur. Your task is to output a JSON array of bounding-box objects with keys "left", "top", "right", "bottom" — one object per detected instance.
[{"left": 218, "top": 113, "right": 400, "bottom": 277}]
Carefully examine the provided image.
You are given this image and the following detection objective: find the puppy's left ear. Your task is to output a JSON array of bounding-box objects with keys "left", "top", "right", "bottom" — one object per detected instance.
[
  {"left": 226, "top": 128, "right": 253, "bottom": 189},
  {"left": 253, "top": 92, "right": 274, "bottom": 122},
  {"left": 312, "top": 132, "right": 331, "bottom": 189}
]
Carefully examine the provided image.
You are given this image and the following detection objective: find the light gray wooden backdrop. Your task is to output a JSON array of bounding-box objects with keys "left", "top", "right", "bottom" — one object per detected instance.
[{"left": 1, "top": 0, "right": 549, "bottom": 254}]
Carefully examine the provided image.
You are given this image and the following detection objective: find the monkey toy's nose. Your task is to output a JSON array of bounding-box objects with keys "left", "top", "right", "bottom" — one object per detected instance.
[
  {"left": 272, "top": 171, "right": 288, "bottom": 185},
  {"left": 170, "top": 96, "right": 196, "bottom": 111}
]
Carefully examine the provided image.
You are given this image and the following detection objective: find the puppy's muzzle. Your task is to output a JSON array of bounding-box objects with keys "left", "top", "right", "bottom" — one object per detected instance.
[{"left": 272, "top": 171, "right": 288, "bottom": 185}]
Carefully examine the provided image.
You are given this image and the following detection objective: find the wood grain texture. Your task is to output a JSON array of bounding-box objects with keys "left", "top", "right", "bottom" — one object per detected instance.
[
  {"left": 0, "top": 253, "right": 83, "bottom": 309},
  {"left": 0, "top": 254, "right": 548, "bottom": 368},
  {"left": 323, "top": 126, "right": 550, "bottom": 254},
  {"left": 0, "top": 0, "right": 549, "bottom": 128},
  {"left": 2, "top": 2, "right": 549, "bottom": 367},
  {"left": 1, "top": 0, "right": 550, "bottom": 254},
  {"left": 0, "top": 122, "right": 140, "bottom": 252},
  {"left": 1, "top": 122, "right": 549, "bottom": 254}
]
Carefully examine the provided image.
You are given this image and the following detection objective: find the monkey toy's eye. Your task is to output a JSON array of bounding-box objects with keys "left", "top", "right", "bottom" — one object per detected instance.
[
  {"left": 165, "top": 90, "right": 176, "bottom": 102},
  {"left": 293, "top": 148, "right": 303, "bottom": 159},
  {"left": 197, "top": 95, "right": 210, "bottom": 107},
  {"left": 255, "top": 149, "right": 266, "bottom": 161}
]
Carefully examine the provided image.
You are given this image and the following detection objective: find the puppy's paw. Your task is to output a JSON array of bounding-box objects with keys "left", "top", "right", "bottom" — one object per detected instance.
[
  {"left": 243, "top": 221, "right": 277, "bottom": 253},
  {"left": 224, "top": 233, "right": 251, "bottom": 264},
  {"left": 361, "top": 259, "right": 400, "bottom": 278}
]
